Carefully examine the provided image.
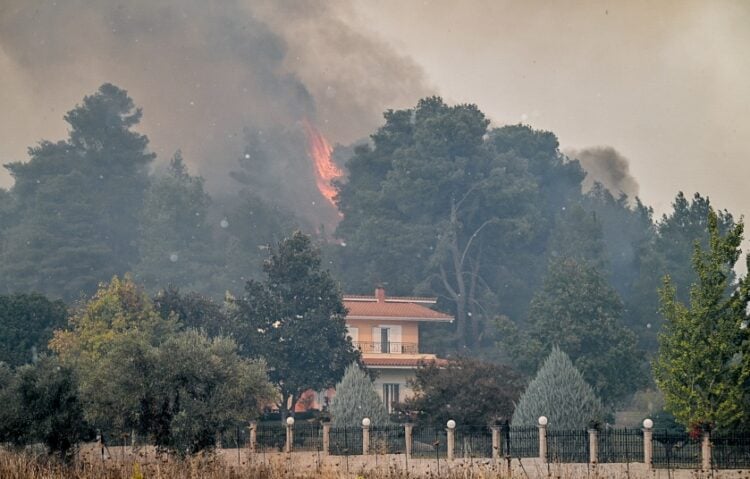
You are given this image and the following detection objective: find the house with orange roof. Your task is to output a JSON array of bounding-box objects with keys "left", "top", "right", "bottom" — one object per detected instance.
[{"left": 342, "top": 287, "right": 453, "bottom": 412}]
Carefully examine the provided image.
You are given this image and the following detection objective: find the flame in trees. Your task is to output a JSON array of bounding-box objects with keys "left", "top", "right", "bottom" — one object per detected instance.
[{"left": 303, "top": 119, "right": 342, "bottom": 207}]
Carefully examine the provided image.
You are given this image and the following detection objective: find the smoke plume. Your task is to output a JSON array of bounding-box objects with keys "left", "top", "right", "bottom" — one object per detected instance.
[
  {"left": 567, "top": 146, "right": 639, "bottom": 198},
  {"left": 0, "top": 0, "right": 431, "bottom": 224}
]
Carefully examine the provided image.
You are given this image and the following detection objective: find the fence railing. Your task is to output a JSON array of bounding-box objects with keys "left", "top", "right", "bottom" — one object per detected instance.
[
  {"left": 353, "top": 341, "right": 418, "bottom": 354},
  {"left": 99, "top": 420, "right": 750, "bottom": 471}
]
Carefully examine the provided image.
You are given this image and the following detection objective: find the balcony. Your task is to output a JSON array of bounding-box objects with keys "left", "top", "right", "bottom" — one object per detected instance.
[{"left": 354, "top": 341, "right": 418, "bottom": 354}]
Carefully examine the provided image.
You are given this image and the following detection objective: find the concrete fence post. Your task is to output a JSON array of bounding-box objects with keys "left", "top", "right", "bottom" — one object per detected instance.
[
  {"left": 248, "top": 421, "right": 257, "bottom": 453},
  {"left": 362, "top": 418, "right": 371, "bottom": 455},
  {"left": 701, "top": 430, "right": 712, "bottom": 472},
  {"left": 215, "top": 431, "right": 222, "bottom": 450},
  {"left": 588, "top": 428, "right": 598, "bottom": 465},
  {"left": 285, "top": 417, "right": 294, "bottom": 453},
  {"left": 491, "top": 426, "right": 501, "bottom": 463},
  {"left": 322, "top": 423, "right": 331, "bottom": 455},
  {"left": 404, "top": 423, "right": 414, "bottom": 460},
  {"left": 642, "top": 418, "right": 653, "bottom": 470},
  {"left": 447, "top": 420, "right": 456, "bottom": 461},
  {"left": 538, "top": 416, "right": 548, "bottom": 462}
]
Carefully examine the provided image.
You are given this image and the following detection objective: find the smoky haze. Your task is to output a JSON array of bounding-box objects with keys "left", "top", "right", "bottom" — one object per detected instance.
[
  {"left": 0, "top": 0, "right": 431, "bottom": 214},
  {"left": 567, "top": 147, "right": 639, "bottom": 199}
]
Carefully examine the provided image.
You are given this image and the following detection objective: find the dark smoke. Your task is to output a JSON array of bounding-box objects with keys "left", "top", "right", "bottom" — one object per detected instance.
[
  {"left": 567, "top": 146, "right": 639, "bottom": 198},
  {"left": 0, "top": 0, "right": 430, "bottom": 224}
]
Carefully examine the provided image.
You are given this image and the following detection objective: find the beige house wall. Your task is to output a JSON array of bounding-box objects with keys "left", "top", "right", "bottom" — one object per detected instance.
[
  {"left": 370, "top": 367, "right": 416, "bottom": 401},
  {"left": 346, "top": 318, "right": 419, "bottom": 345}
]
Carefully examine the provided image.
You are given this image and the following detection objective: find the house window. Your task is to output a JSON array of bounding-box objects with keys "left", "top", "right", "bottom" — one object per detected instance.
[
  {"left": 372, "top": 325, "right": 402, "bottom": 353},
  {"left": 383, "top": 383, "right": 400, "bottom": 413}
]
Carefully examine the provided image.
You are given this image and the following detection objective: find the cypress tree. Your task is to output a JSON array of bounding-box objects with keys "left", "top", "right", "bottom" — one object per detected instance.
[
  {"left": 330, "top": 364, "right": 389, "bottom": 428},
  {"left": 512, "top": 347, "right": 604, "bottom": 429}
]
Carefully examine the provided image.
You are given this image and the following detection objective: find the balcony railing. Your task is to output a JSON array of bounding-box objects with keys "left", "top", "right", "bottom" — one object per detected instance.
[{"left": 354, "top": 341, "right": 418, "bottom": 354}]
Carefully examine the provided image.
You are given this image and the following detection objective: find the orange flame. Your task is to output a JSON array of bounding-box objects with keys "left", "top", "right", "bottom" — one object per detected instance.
[{"left": 302, "top": 119, "right": 343, "bottom": 207}]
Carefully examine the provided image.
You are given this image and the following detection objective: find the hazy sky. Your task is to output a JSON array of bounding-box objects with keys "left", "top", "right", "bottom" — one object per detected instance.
[{"left": 1, "top": 0, "right": 748, "bottom": 221}]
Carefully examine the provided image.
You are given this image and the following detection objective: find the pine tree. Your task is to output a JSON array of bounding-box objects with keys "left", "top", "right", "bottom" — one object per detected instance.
[
  {"left": 654, "top": 210, "right": 750, "bottom": 430},
  {"left": 512, "top": 347, "right": 604, "bottom": 429},
  {"left": 330, "top": 364, "right": 389, "bottom": 428}
]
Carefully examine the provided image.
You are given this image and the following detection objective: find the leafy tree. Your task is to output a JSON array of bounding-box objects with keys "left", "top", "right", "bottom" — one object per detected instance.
[
  {"left": 0, "top": 357, "right": 88, "bottom": 460},
  {"left": 512, "top": 347, "right": 604, "bottom": 429},
  {"left": 499, "top": 257, "right": 644, "bottom": 404},
  {"left": 134, "top": 151, "right": 216, "bottom": 293},
  {"left": 336, "top": 98, "right": 561, "bottom": 350},
  {"left": 152, "top": 286, "right": 231, "bottom": 338},
  {"left": 403, "top": 357, "right": 523, "bottom": 426},
  {"left": 0, "top": 84, "right": 154, "bottom": 299},
  {"left": 231, "top": 231, "right": 360, "bottom": 416},
  {"left": 50, "top": 276, "right": 178, "bottom": 432},
  {"left": 653, "top": 211, "right": 750, "bottom": 430},
  {"left": 330, "top": 363, "right": 389, "bottom": 427},
  {"left": 150, "top": 330, "right": 276, "bottom": 455},
  {"left": 0, "top": 293, "right": 68, "bottom": 366}
]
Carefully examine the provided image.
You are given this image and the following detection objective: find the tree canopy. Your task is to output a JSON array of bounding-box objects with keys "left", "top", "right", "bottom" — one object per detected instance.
[
  {"left": 330, "top": 363, "right": 389, "bottom": 428},
  {"left": 654, "top": 210, "right": 750, "bottom": 430}
]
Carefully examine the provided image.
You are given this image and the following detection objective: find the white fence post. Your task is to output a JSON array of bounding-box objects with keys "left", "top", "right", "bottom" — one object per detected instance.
[
  {"left": 701, "top": 430, "right": 712, "bottom": 472},
  {"left": 362, "top": 417, "right": 371, "bottom": 455},
  {"left": 447, "top": 420, "right": 456, "bottom": 461},
  {"left": 538, "top": 416, "right": 548, "bottom": 462},
  {"left": 588, "top": 428, "right": 598, "bottom": 465},
  {"left": 642, "top": 418, "right": 653, "bottom": 470},
  {"left": 404, "top": 423, "right": 414, "bottom": 460},
  {"left": 248, "top": 421, "right": 257, "bottom": 453},
  {"left": 322, "top": 422, "right": 331, "bottom": 455},
  {"left": 285, "top": 417, "right": 294, "bottom": 453}
]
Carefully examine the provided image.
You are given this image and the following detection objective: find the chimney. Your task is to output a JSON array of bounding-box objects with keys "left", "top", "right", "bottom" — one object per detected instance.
[{"left": 375, "top": 286, "right": 386, "bottom": 303}]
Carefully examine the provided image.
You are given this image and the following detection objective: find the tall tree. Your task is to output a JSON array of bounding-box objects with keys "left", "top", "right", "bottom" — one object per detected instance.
[
  {"left": 0, "top": 84, "right": 154, "bottom": 299},
  {"left": 512, "top": 347, "right": 604, "bottom": 429},
  {"left": 499, "top": 257, "right": 644, "bottom": 405},
  {"left": 336, "top": 98, "right": 576, "bottom": 350},
  {"left": 0, "top": 293, "right": 68, "bottom": 366},
  {"left": 134, "top": 152, "right": 216, "bottom": 293},
  {"left": 654, "top": 211, "right": 750, "bottom": 430},
  {"left": 231, "top": 231, "right": 360, "bottom": 416}
]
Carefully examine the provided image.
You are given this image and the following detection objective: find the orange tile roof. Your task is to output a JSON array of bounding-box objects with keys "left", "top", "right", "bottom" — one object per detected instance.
[{"left": 343, "top": 289, "right": 453, "bottom": 322}]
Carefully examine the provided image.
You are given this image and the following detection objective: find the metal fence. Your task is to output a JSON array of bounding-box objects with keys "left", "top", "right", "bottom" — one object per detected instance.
[
  {"left": 712, "top": 430, "right": 750, "bottom": 469},
  {"left": 329, "top": 426, "right": 363, "bottom": 455},
  {"left": 370, "top": 425, "right": 406, "bottom": 454},
  {"left": 412, "top": 425, "right": 447, "bottom": 458},
  {"left": 256, "top": 422, "right": 286, "bottom": 452},
  {"left": 455, "top": 425, "right": 493, "bottom": 458},
  {"left": 652, "top": 430, "right": 700, "bottom": 469},
  {"left": 547, "top": 429, "right": 589, "bottom": 463},
  {"left": 293, "top": 423, "right": 323, "bottom": 452},
  {"left": 598, "top": 428, "right": 643, "bottom": 463},
  {"left": 506, "top": 426, "right": 539, "bottom": 458}
]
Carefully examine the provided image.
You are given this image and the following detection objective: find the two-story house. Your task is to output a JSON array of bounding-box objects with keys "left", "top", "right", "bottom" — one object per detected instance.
[{"left": 342, "top": 287, "right": 453, "bottom": 412}]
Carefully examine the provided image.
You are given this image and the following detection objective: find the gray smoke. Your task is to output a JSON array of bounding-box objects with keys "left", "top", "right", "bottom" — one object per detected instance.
[
  {"left": 0, "top": 0, "right": 430, "bottom": 222},
  {"left": 567, "top": 146, "right": 639, "bottom": 198}
]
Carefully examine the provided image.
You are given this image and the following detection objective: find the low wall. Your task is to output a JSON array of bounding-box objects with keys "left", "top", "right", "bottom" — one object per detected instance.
[{"left": 78, "top": 443, "right": 749, "bottom": 479}]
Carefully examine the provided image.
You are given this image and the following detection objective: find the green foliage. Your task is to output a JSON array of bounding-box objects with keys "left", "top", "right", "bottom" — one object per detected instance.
[
  {"left": 653, "top": 210, "right": 750, "bottom": 430},
  {"left": 335, "top": 97, "right": 584, "bottom": 350},
  {"left": 330, "top": 363, "right": 389, "bottom": 428},
  {"left": 0, "top": 293, "right": 68, "bottom": 366},
  {"left": 50, "top": 276, "right": 274, "bottom": 455},
  {"left": 231, "top": 231, "right": 360, "bottom": 414},
  {"left": 0, "top": 357, "right": 88, "bottom": 460},
  {"left": 499, "top": 257, "right": 644, "bottom": 404},
  {"left": 404, "top": 357, "right": 523, "bottom": 426},
  {"left": 134, "top": 151, "right": 217, "bottom": 293},
  {"left": 512, "top": 347, "right": 604, "bottom": 429},
  {"left": 152, "top": 287, "right": 231, "bottom": 338},
  {"left": 0, "top": 84, "right": 153, "bottom": 300}
]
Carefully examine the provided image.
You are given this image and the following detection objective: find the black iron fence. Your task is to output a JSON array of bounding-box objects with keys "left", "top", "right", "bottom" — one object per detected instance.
[
  {"left": 370, "top": 425, "right": 406, "bottom": 454},
  {"left": 293, "top": 423, "right": 323, "bottom": 452},
  {"left": 598, "top": 428, "right": 643, "bottom": 463},
  {"left": 455, "top": 425, "right": 493, "bottom": 458},
  {"left": 353, "top": 341, "right": 419, "bottom": 354},
  {"left": 506, "top": 426, "right": 539, "bottom": 458},
  {"left": 652, "top": 430, "right": 701, "bottom": 469},
  {"left": 712, "top": 430, "right": 750, "bottom": 469},
  {"left": 547, "top": 428, "right": 589, "bottom": 463},
  {"left": 256, "top": 422, "right": 286, "bottom": 452},
  {"left": 412, "top": 425, "right": 447, "bottom": 458},
  {"left": 329, "top": 426, "right": 363, "bottom": 455}
]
